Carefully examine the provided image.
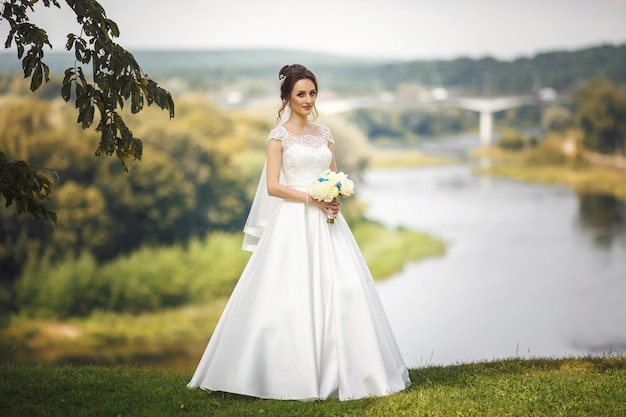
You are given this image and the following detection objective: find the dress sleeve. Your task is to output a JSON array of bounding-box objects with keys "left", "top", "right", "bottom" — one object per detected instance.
[
  {"left": 318, "top": 124, "right": 335, "bottom": 144},
  {"left": 267, "top": 126, "right": 286, "bottom": 142}
]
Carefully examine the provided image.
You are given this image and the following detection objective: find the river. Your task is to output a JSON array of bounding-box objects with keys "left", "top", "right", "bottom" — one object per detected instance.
[{"left": 362, "top": 135, "right": 626, "bottom": 367}]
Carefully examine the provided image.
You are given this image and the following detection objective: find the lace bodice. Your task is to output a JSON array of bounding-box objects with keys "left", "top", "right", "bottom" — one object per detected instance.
[{"left": 267, "top": 124, "right": 334, "bottom": 186}]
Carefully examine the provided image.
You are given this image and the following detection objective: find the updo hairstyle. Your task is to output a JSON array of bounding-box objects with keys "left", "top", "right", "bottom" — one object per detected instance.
[{"left": 277, "top": 64, "right": 318, "bottom": 122}]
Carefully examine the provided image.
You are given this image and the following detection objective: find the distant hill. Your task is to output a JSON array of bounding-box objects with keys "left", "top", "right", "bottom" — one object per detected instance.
[
  {"left": 1, "top": 44, "right": 624, "bottom": 94},
  {"left": 133, "top": 49, "right": 388, "bottom": 70},
  {"left": 368, "top": 43, "right": 626, "bottom": 94},
  {"left": 0, "top": 48, "right": 387, "bottom": 75}
]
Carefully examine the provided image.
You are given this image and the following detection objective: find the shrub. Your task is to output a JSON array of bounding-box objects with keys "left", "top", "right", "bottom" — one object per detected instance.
[
  {"left": 15, "top": 233, "right": 250, "bottom": 318},
  {"left": 497, "top": 129, "right": 527, "bottom": 151}
]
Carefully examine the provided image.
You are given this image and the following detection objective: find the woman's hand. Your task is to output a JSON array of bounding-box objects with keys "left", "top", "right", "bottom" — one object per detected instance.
[{"left": 310, "top": 197, "right": 341, "bottom": 219}]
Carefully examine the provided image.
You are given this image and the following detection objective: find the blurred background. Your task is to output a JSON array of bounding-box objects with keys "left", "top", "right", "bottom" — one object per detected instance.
[{"left": 0, "top": 0, "right": 625, "bottom": 370}]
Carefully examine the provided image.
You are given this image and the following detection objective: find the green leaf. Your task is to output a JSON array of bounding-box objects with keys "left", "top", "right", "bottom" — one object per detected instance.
[
  {"left": 22, "top": 54, "right": 35, "bottom": 77},
  {"left": 62, "top": 83, "right": 72, "bottom": 102},
  {"left": 4, "top": 28, "right": 16, "bottom": 49},
  {"left": 132, "top": 138, "right": 143, "bottom": 161},
  {"left": 75, "top": 41, "right": 85, "bottom": 61},
  {"left": 121, "top": 78, "right": 134, "bottom": 98},
  {"left": 42, "top": 0, "right": 61, "bottom": 7},
  {"left": 78, "top": 104, "right": 95, "bottom": 128},
  {"left": 65, "top": 34, "right": 76, "bottom": 51},
  {"left": 30, "top": 64, "right": 43, "bottom": 91},
  {"left": 75, "top": 83, "right": 84, "bottom": 103},
  {"left": 62, "top": 67, "right": 75, "bottom": 84},
  {"left": 42, "top": 62, "right": 50, "bottom": 83},
  {"left": 106, "top": 19, "right": 120, "bottom": 37},
  {"left": 131, "top": 86, "right": 143, "bottom": 114}
]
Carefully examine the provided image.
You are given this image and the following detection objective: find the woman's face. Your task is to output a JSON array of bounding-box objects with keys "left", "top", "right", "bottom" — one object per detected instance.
[{"left": 288, "top": 78, "right": 317, "bottom": 118}]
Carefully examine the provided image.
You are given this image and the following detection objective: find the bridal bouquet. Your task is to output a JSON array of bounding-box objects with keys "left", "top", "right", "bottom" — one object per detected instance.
[{"left": 308, "top": 169, "right": 355, "bottom": 224}]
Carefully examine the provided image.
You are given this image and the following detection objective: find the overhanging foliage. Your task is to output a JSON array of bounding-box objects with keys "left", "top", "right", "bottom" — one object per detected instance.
[{"left": 0, "top": 0, "right": 175, "bottom": 224}]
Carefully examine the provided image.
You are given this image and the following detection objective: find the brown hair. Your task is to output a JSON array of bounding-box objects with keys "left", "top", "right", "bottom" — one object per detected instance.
[{"left": 277, "top": 64, "right": 319, "bottom": 123}]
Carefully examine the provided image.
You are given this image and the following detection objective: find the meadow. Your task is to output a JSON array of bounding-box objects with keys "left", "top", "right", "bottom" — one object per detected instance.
[
  {"left": 1, "top": 356, "right": 624, "bottom": 416},
  {"left": 0, "top": 219, "right": 445, "bottom": 368}
]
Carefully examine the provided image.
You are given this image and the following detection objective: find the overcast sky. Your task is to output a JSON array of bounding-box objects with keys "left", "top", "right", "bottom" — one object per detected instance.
[{"left": 15, "top": 0, "right": 626, "bottom": 60}]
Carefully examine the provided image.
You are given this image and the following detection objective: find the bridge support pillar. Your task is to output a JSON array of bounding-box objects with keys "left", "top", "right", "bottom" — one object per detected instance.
[{"left": 479, "top": 111, "right": 493, "bottom": 147}]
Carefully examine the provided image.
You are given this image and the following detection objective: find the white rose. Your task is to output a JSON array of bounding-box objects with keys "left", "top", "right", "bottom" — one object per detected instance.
[{"left": 340, "top": 178, "right": 355, "bottom": 197}]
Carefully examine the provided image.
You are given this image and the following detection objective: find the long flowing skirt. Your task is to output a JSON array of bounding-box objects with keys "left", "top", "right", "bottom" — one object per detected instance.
[{"left": 187, "top": 197, "right": 410, "bottom": 401}]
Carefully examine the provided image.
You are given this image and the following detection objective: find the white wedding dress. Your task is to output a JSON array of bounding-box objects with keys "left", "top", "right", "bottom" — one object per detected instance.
[{"left": 187, "top": 124, "right": 410, "bottom": 401}]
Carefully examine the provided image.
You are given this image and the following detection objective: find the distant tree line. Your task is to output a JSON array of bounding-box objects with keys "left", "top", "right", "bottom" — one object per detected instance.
[
  {"left": 321, "top": 44, "right": 626, "bottom": 95},
  {"left": 358, "top": 44, "right": 626, "bottom": 94},
  {"left": 77, "top": 44, "right": 626, "bottom": 96}
]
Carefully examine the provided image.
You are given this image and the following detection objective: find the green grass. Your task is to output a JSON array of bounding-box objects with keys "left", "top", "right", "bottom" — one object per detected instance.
[
  {"left": 353, "top": 220, "right": 445, "bottom": 279},
  {"left": 481, "top": 162, "right": 626, "bottom": 201},
  {"left": 1, "top": 356, "right": 625, "bottom": 416},
  {"left": 367, "top": 146, "right": 455, "bottom": 169}
]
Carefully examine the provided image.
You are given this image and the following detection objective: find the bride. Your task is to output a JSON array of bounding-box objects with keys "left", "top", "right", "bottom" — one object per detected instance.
[{"left": 187, "top": 64, "right": 410, "bottom": 401}]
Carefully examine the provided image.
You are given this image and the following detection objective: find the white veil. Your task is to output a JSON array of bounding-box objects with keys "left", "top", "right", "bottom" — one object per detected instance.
[{"left": 241, "top": 105, "right": 290, "bottom": 252}]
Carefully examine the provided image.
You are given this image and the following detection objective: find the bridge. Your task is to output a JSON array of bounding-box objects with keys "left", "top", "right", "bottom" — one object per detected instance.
[{"left": 316, "top": 87, "right": 559, "bottom": 147}]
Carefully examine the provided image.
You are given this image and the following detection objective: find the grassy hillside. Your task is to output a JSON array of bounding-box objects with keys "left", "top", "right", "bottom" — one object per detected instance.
[{"left": 1, "top": 356, "right": 624, "bottom": 416}]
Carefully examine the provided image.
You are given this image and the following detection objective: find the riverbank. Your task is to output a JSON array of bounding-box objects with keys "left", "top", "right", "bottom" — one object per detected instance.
[
  {"left": 367, "top": 146, "right": 454, "bottom": 169},
  {"left": 473, "top": 131, "right": 626, "bottom": 202},
  {"left": 2, "top": 356, "right": 624, "bottom": 416}
]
